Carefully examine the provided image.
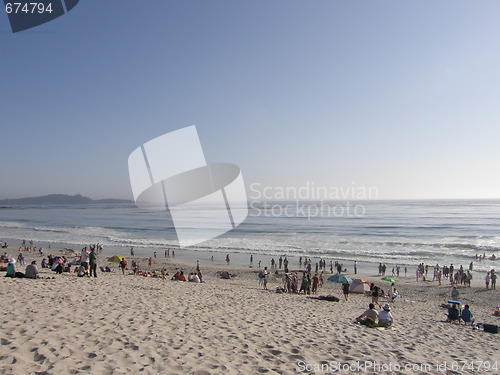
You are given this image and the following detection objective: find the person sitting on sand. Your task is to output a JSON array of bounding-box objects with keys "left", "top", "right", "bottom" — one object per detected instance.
[
  {"left": 6, "top": 258, "right": 17, "bottom": 277},
  {"left": 461, "top": 305, "right": 474, "bottom": 325},
  {"left": 172, "top": 271, "right": 187, "bottom": 281},
  {"left": 25, "top": 260, "right": 40, "bottom": 279},
  {"left": 356, "top": 303, "right": 379, "bottom": 327},
  {"left": 378, "top": 304, "right": 394, "bottom": 327},
  {"left": 447, "top": 304, "right": 460, "bottom": 322},
  {"left": 77, "top": 264, "right": 86, "bottom": 277},
  {"left": 188, "top": 273, "right": 201, "bottom": 283}
]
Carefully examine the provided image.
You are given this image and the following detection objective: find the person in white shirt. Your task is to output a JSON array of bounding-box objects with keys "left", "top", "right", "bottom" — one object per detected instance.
[
  {"left": 80, "top": 247, "right": 89, "bottom": 275},
  {"left": 378, "top": 304, "right": 394, "bottom": 327}
]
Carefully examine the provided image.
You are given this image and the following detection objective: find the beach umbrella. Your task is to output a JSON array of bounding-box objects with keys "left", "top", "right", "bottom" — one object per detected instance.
[
  {"left": 381, "top": 277, "right": 396, "bottom": 283},
  {"left": 327, "top": 274, "right": 353, "bottom": 284},
  {"left": 107, "top": 255, "right": 124, "bottom": 263}
]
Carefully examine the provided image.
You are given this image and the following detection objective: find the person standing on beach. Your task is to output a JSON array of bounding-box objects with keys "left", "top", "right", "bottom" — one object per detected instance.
[
  {"left": 262, "top": 267, "right": 269, "bottom": 290},
  {"left": 491, "top": 270, "right": 497, "bottom": 289},
  {"left": 485, "top": 271, "right": 490, "bottom": 289},
  {"left": 89, "top": 248, "right": 97, "bottom": 278},
  {"left": 371, "top": 284, "right": 381, "bottom": 307},
  {"left": 389, "top": 283, "right": 395, "bottom": 302},
  {"left": 312, "top": 274, "right": 319, "bottom": 294},
  {"left": 250, "top": 254, "right": 253, "bottom": 267},
  {"left": 342, "top": 283, "right": 350, "bottom": 301},
  {"left": 119, "top": 258, "right": 127, "bottom": 275},
  {"left": 354, "top": 261, "right": 357, "bottom": 274},
  {"left": 148, "top": 257, "right": 152, "bottom": 269},
  {"left": 154, "top": 251, "right": 157, "bottom": 258},
  {"left": 226, "top": 254, "right": 230, "bottom": 265},
  {"left": 81, "top": 247, "right": 89, "bottom": 276},
  {"left": 130, "top": 247, "right": 134, "bottom": 256}
]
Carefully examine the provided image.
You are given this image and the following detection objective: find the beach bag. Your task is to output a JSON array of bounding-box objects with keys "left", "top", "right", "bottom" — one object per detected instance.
[{"left": 483, "top": 324, "right": 499, "bottom": 334}]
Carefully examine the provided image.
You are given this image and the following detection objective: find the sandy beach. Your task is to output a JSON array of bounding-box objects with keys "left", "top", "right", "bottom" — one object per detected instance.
[{"left": 1, "top": 246, "right": 499, "bottom": 375}]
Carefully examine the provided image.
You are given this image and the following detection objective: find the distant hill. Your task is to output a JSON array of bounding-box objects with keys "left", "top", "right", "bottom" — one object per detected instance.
[{"left": 0, "top": 194, "right": 133, "bottom": 206}]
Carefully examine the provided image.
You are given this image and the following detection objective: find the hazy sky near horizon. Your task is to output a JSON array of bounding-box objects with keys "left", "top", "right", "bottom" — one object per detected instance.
[{"left": 1, "top": 1, "right": 499, "bottom": 200}]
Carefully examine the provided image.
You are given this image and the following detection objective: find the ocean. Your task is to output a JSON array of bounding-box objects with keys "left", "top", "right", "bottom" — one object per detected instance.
[{"left": 0, "top": 200, "right": 499, "bottom": 272}]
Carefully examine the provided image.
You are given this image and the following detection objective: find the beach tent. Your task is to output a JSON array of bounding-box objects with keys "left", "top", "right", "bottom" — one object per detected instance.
[
  {"left": 349, "top": 279, "right": 370, "bottom": 294},
  {"left": 107, "top": 255, "right": 124, "bottom": 263}
]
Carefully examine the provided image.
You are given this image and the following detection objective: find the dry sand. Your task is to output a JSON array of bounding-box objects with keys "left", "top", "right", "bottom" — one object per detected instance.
[{"left": 1, "top": 247, "right": 499, "bottom": 375}]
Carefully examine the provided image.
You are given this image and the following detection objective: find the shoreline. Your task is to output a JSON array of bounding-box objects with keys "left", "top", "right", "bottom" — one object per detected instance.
[{"left": 1, "top": 237, "right": 496, "bottom": 278}]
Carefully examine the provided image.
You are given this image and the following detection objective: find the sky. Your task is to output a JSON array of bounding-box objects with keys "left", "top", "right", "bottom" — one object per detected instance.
[{"left": 1, "top": 0, "right": 500, "bottom": 200}]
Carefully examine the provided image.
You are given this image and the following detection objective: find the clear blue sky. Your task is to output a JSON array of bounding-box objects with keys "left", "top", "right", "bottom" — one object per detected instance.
[{"left": 1, "top": 1, "right": 499, "bottom": 200}]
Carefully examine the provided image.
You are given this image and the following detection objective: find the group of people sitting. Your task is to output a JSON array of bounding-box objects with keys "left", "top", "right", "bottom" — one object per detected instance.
[
  {"left": 356, "top": 303, "right": 394, "bottom": 328},
  {"left": 4, "top": 258, "right": 40, "bottom": 279},
  {"left": 447, "top": 303, "right": 474, "bottom": 324},
  {"left": 447, "top": 287, "right": 474, "bottom": 324},
  {"left": 171, "top": 271, "right": 203, "bottom": 283}
]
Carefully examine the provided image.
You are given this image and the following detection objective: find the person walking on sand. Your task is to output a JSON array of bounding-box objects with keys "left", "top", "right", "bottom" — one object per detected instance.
[
  {"left": 226, "top": 254, "right": 230, "bottom": 265},
  {"left": 148, "top": 257, "right": 152, "bottom": 269}
]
